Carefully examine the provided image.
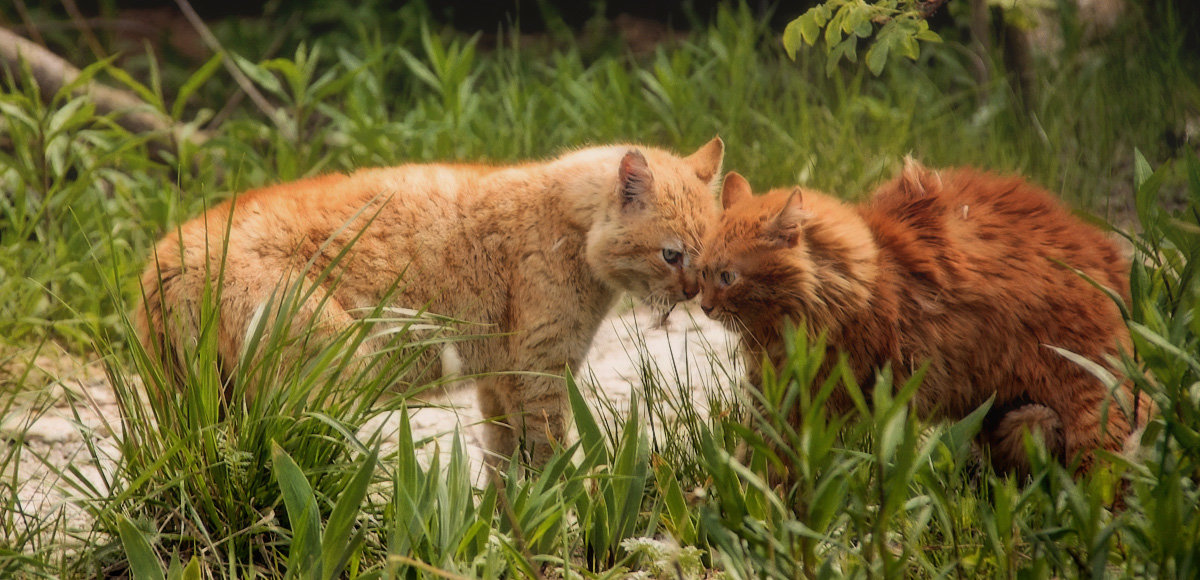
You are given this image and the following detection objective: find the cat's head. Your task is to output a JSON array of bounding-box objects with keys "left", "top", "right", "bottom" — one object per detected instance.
[
  {"left": 697, "top": 172, "right": 820, "bottom": 332},
  {"left": 586, "top": 137, "right": 724, "bottom": 311}
]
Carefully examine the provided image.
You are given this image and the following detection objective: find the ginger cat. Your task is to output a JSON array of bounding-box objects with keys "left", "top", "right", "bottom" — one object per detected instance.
[
  {"left": 137, "top": 138, "right": 724, "bottom": 465},
  {"left": 698, "top": 160, "right": 1148, "bottom": 475}
]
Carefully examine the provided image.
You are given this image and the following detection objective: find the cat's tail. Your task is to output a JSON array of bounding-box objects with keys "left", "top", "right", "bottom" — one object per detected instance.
[
  {"left": 134, "top": 229, "right": 229, "bottom": 392},
  {"left": 135, "top": 247, "right": 189, "bottom": 389}
]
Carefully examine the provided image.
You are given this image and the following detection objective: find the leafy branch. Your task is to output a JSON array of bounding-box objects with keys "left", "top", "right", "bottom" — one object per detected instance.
[{"left": 783, "top": 0, "right": 946, "bottom": 75}]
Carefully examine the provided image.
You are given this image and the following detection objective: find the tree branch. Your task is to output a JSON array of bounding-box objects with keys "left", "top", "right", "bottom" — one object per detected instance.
[{"left": 0, "top": 25, "right": 208, "bottom": 146}]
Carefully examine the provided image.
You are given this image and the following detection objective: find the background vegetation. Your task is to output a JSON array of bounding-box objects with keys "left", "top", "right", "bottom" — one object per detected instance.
[{"left": 1, "top": 0, "right": 1198, "bottom": 577}]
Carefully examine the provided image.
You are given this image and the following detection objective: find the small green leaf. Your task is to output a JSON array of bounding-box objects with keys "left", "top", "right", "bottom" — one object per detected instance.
[
  {"left": 104, "top": 65, "right": 164, "bottom": 113},
  {"left": 851, "top": 13, "right": 873, "bottom": 38},
  {"left": 865, "top": 39, "right": 891, "bottom": 76},
  {"left": 45, "top": 97, "right": 93, "bottom": 138},
  {"left": 172, "top": 52, "right": 225, "bottom": 120},
  {"left": 916, "top": 27, "right": 943, "bottom": 42},
  {"left": 397, "top": 48, "right": 443, "bottom": 92},
  {"left": 1133, "top": 151, "right": 1167, "bottom": 231},
  {"left": 1129, "top": 322, "right": 1200, "bottom": 375},
  {"left": 232, "top": 54, "right": 285, "bottom": 97},
  {"left": 1133, "top": 149, "right": 1154, "bottom": 190},
  {"left": 799, "top": 8, "right": 826, "bottom": 45},
  {"left": 825, "top": 5, "right": 849, "bottom": 46},
  {"left": 783, "top": 19, "right": 806, "bottom": 59}
]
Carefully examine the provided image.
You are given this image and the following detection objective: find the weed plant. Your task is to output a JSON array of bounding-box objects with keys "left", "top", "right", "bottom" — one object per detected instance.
[{"left": 1, "top": 1, "right": 1199, "bottom": 578}]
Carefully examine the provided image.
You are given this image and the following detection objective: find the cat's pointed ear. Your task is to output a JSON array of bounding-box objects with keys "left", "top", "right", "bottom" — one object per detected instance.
[
  {"left": 898, "top": 156, "right": 942, "bottom": 197},
  {"left": 685, "top": 136, "right": 724, "bottom": 184},
  {"left": 721, "top": 172, "right": 753, "bottom": 210},
  {"left": 765, "top": 188, "right": 807, "bottom": 248},
  {"left": 618, "top": 150, "right": 654, "bottom": 209}
]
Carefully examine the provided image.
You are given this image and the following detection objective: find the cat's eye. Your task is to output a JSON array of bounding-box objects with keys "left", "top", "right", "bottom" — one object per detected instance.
[
  {"left": 719, "top": 271, "right": 738, "bottom": 287},
  {"left": 662, "top": 248, "right": 683, "bottom": 266}
]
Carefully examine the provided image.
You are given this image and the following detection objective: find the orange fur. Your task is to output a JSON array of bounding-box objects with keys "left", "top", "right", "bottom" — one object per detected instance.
[
  {"left": 137, "top": 139, "right": 724, "bottom": 465},
  {"left": 699, "top": 161, "right": 1148, "bottom": 475}
]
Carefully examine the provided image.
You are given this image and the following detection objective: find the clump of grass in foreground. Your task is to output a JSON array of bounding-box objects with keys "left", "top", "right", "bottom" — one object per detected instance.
[{"left": 32, "top": 217, "right": 673, "bottom": 576}]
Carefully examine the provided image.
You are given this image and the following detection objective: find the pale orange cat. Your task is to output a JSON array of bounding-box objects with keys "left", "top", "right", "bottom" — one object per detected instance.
[
  {"left": 698, "top": 160, "right": 1149, "bottom": 475},
  {"left": 137, "top": 139, "right": 724, "bottom": 465}
]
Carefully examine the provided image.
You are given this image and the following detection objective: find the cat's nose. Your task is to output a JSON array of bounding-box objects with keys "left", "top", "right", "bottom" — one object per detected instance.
[
  {"left": 681, "top": 277, "right": 699, "bottom": 300},
  {"left": 700, "top": 304, "right": 713, "bottom": 315}
]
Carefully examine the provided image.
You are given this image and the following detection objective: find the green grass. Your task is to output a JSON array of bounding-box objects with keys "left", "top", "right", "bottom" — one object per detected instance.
[{"left": 1, "top": 1, "right": 1199, "bottom": 577}]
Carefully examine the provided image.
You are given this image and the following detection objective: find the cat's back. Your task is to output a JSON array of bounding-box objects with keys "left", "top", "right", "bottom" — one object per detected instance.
[
  {"left": 864, "top": 163, "right": 1128, "bottom": 301},
  {"left": 163, "top": 163, "right": 504, "bottom": 256}
]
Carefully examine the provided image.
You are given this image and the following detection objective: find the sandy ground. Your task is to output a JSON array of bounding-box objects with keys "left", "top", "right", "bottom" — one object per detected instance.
[{"left": 1, "top": 303, "right": 739, "bottom": 535}]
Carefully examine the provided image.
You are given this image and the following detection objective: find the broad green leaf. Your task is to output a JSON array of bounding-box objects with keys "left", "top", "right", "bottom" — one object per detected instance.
[
  {"left": 261, "top": 57, "right": 304, "bottom": 100},
  {"left": 566, "top": 368, "right": 607, "bottom": 463},
  {"left": 940, "top": 395, "right": 994, "bottom": 462},
  {"left": 322, "top": 444, "right": 378, "bottom": 579},
  {"left": 783, "top": 19, "right": 805, "bottom": 59},
  {"left": 271, "top": 441, "right": 323, "bottom": 576},
  {"left": 850, "top": 12, "right": 873, "bottom": 38},
  {"left": 653, "top": 459, "right": 696, "bottom": 543},
  {"left": 118, "top": 515, "right": 165, "bottom": 580},
  {"left": 1132, "top": 150, "right": 1167, "bottom": 233},
  {"left": 916, "top": 27, "right": 943, "bottom": 42},
  {"left": 0, "top": 100, "right": 39, "bottom": 130},
  {"left": 865, "top": 37, "right": 891, "bottom": 76},
  {"left": 1129, "top": 322, "right": 1200, "bottom": 374},
  {"left": 178, "top": 557, "right": 201, "bottom": 580}
]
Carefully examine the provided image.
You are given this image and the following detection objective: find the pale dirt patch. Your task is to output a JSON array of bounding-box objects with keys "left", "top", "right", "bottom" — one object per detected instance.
[{"left": 1, "top": 303, "right": 738, "bottom": 533}]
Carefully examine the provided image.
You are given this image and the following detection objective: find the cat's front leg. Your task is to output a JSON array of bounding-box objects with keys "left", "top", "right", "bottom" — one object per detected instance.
[
  {"left": 475, "top": 375, "right": 520, "bottom": 466},
  {"left": 476, "top": 373, "right": 568, "bottom": 469},
  {"left": 512, "top": 373, "right": 571, "bottom": 467}
]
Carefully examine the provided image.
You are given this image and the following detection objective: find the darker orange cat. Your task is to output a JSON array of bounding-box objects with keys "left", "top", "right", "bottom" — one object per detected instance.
[{"left": 699, "top": 160, "right": 1149, "bottom": 475}]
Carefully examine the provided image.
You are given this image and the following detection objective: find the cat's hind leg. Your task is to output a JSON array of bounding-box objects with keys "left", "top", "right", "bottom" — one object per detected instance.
[
  {"left": 1011, "top": 371, "right": 1137, "bottom": 475},
  {"left": 1056, "top": 381, "right": 1137, "bottom": 475},
  {"left": 209, "top": 270, "right": 392, "bottom": 396}
]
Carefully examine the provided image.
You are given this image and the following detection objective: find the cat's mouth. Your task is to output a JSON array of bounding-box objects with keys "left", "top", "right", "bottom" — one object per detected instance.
[
  {"left": 653, "top": 303, "right": 676, "bottom": 329},
  {"left": 638, "top": 290, "right": 682, "bottom": 326},
  {"left": 709, "top": 310, "right": 742, "bottom": 332}
]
